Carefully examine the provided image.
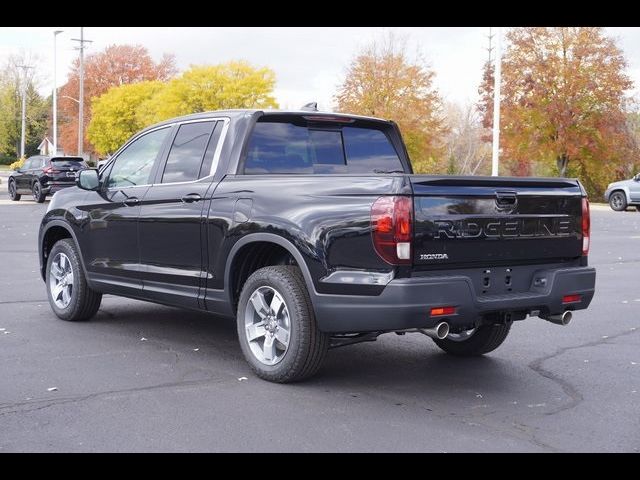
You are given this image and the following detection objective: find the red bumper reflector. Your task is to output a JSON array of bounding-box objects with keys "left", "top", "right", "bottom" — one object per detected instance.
[
  {"left": 562, "top": 294, "right": 581, "bottom": 304},
  {"left": 430, "top": 306, "right": 456, "bottom": 317}
]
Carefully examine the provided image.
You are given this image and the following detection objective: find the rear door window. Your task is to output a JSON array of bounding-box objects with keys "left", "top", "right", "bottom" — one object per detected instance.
[
  {"left": 243, "top": 120, "right": 403, "bottom": 174},
  {"left": 161, "top": 121, "right": 217, "bottom": 183}
]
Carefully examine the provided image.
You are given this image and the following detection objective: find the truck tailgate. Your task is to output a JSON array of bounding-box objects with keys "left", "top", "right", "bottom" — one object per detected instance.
[{"left": 410, "top": 176, "right": 584, "bottom": 267}]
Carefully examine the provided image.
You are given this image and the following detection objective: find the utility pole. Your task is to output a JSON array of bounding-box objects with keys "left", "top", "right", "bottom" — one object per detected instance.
[
  {"left": 53, "top": 30, "right": 63, "bottom": 155},
  {"left": 491, "top": 27, "right": 502, "bottom": 177},
  {"left": 17, "top": 64, "right": 33, "bottom": 158},
  {"left": 71, "top": 27, "right": 92, "bottom": 157},
  {"left": 486, "top": 27, "right": 495, "bottom": 64}
]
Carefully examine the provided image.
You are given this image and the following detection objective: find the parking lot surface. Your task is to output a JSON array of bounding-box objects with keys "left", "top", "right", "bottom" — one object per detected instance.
[{"left": 0, "top": 189, "right": 638, "bottom": 452}]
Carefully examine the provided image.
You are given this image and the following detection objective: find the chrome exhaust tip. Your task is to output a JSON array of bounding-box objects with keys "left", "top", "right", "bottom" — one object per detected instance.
[
  {"left": 542, "top": 311, "right": 572, "bottom": 326},
  {"left": 419, "top": 322, "right": 450, "bottom": 340}
]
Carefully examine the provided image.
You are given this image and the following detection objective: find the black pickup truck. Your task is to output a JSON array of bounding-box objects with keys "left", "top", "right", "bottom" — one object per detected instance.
[{"left": 39, "top": 109, "right": 596, "bottom": 382}]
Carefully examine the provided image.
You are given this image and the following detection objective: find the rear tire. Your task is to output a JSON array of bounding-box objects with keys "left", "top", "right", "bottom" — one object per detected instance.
[
  {"left": 433, "top": 323, "right": 511, "bottom": 356},
  {"left": 237, "top": 265, "right": 329, "bottom": 383},
  {"left": 609, "top": 191, "right": 627, "bottom": 211},
  {"left": 8, "top": 179, "right": 20, "bottom": 201},
  {"left": 46, "top": 239, "right": 102, "bottom": 321},
  {"left": 32, "top": 180, "right": 46, "bottom": 203}
]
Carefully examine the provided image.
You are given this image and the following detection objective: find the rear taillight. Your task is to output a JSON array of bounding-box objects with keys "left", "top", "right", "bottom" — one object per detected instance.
[
  {"left": 371, "top": 196, "right": 412, "bottom": 265},
  {"left": 582, "top": 197, "right": 590, "bottom": 255},
  {"left": 42, "top": 166, "right": 59, "bottom": 174}
]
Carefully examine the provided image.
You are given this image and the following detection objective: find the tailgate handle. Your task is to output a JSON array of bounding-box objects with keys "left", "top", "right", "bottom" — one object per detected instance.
[{"left": 495, "top": 191, "right": 518, "bottom": 210}]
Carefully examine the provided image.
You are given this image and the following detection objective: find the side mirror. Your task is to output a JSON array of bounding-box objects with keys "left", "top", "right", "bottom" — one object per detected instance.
[
  {"left": 634, "top": 173, "right": 640, "bottom": 182},
  {"left": 77, "top": 169, "right": 100, "bottom": 191}
]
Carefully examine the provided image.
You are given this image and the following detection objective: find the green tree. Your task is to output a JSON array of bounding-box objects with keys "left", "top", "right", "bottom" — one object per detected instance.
[
  {"left": 137, "top": 61, "right": 278, "bottom": 124},
  {"left": 88, "top": 81, "right": 164, "bottom": 155},
  {"left": 0, "top": 55, "right": 50, "bottom": 162}
]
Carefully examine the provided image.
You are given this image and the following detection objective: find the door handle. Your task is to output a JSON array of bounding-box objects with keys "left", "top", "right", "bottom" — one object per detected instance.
[
  {"left": 123, "top": 197, "right": 139, "bottom": 207},
  {"left": 181, "top": 193, "right": 202, "bottom": 203}
]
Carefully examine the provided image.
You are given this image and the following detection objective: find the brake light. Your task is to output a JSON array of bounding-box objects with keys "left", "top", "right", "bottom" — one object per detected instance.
[
  {"left": 582, "top": 197, "right": 590, "bottom": 255},
  {"left": 430, "top": 306, "right": 456, "bottom": 317},
  {"left": 371, "top": 196, "right": 412, "bottom": 265},
  {"left": 42, "top": 166, "right": 59, "bottom": 174}
]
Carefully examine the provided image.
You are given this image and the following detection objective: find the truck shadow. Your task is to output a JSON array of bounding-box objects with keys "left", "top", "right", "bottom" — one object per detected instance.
[{"left": 91, "top": 299, "right": 521, "bottom": 396}]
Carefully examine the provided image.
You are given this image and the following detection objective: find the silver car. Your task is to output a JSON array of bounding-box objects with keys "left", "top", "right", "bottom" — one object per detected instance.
[{"left": 604, "top": 174, "right": 640, "bottom": 211}]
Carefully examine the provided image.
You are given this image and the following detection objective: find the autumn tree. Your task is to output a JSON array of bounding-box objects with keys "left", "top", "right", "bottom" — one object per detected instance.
[
  {"left": 58, "top": 44, "right": 176, "bottom": 155},
  {"left": 87, "top": 81, "right": 164, "bottom": 155},
  {"left": 478, "top": 27, "right": 637, "bottom": 195},
  {"left": 0, "top": 54, "right": 50, "bottom": 162},
  {"left": 334, "top": 34, "right": 447, "bottom": 172},
  {"left": 137, "top": 61, "right": 278, "bottom": 125}
]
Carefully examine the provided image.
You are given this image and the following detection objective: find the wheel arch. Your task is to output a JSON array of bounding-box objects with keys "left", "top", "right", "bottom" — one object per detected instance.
[
  {"left": 610, "top": 187, "right": 631, "bottom": 204},
  {"left": 40, "top": 221, "right": 89, "bottom": 282},
  {"left": 224, "top": 233, "right": 318, "bottom": 314}
]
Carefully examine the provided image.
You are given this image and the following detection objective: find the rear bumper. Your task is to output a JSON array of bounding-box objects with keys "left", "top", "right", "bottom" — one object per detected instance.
[
  {"left": 313, "top": 266, "right": 596, "bottom": 333},
  {"left": 42, "top": 182, "right": 75, "bottom": 194}
]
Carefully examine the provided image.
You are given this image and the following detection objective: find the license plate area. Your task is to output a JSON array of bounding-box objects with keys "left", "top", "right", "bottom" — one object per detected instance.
[{"left": 473, "top": 266, "right": 533, "bottom": 296}]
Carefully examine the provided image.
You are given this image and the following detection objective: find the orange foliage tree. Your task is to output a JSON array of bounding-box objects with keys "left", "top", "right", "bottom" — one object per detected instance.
[
  {"left": 335, "top": 35, "right": 447, "bottom": 173},
  {"left": 58, "top": 44, "right": 176, "bottom": 156},
  {"left": 478, "top": 27, "right": 637, "bottom": 195}
]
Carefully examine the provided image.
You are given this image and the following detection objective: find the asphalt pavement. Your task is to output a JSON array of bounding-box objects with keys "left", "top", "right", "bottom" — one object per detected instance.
[{"left": 0, "top": 188, "right": 638, "bottom": 452}]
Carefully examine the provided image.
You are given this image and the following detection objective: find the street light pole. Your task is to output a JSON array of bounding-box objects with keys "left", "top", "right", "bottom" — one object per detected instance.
[
  {"left": 491, "top": 27, "right": 502, "bottom": 177},
  {"left": 17, "top": 65, "right": 33, "bottom": 158},
  {"left": 71, "top": 27, "right": 92, "bottom": 157},
  {"left": 53, "top": 30, "right": 63, "bottom": 155}
]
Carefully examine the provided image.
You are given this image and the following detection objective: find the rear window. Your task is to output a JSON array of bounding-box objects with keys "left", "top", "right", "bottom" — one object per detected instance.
[
  {"left": 243, "top": 119, "right": 404, "bottom": 174},
  {"left": 50, "top": 157, "right": 87, "bottom": 168}
]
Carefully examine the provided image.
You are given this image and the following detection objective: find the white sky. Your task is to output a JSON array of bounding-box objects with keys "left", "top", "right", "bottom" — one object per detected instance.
[{"left": 1, "top": 27, "right": 640, "bottom": 110}]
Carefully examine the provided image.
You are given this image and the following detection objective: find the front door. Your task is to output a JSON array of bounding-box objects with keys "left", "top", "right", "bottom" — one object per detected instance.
[
  {"left": 80, "top": 127, "right": 172, "bottom": 295},
  {"left": 138, "top": 120, "right": 224, "bottom": 309}
]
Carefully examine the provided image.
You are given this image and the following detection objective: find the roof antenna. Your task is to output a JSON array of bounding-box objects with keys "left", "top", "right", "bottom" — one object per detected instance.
[{"left": 301, "top": 102, "right": 318, "bottom": 112}]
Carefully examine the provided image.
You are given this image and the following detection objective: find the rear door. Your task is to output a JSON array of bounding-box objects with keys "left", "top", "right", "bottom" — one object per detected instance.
[
  {"left": 17, "top": 157, "right": 38, "bottom": 191},
  {"left": 411, "top": 176, "right": 584, "bottom": 268},
  {"left": 138, "top": 119, "right": 225, "bottom": 309}
]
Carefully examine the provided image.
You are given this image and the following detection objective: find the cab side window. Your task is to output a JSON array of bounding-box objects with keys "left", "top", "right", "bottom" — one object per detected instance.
[
  {"left": 161, "top": 121, "right": 219, "bottom": 184},
  {"left": 106, "top": 128, "right": 170, "bottom": 188}
]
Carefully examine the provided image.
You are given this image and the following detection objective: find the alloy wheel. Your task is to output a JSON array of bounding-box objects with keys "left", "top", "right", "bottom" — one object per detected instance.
[{"left": 244, "top": 286, "right": 291, "bottom": 365}]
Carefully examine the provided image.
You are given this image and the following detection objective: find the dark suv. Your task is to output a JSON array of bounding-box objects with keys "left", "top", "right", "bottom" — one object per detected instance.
[{"left": 8, "top": 155, "right": 87, "bottom": 203}]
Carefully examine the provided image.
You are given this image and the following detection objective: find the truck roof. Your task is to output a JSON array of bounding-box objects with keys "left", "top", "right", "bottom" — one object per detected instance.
[{"left": 140, "top": 109, "right": 392, "bottom": 134}]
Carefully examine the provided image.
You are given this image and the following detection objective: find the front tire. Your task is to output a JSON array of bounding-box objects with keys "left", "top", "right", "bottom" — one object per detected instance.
[
  {"left": 32, "top": 180, "right": 46, "bottom": 203},
  {"left": 8, "top": 179, "right": 21, "bottom": 201},
  {"left": 237, "top": 265, "right": 329, "bottom": 383},
  {"left": 609, "top": 191, "right": 627, "bottom": 211},
  {"left": 46, "top": 239, "right": 102, "bottom": 321},
  {"left": 433, "top": 323, "right": 511, "bottom": 356}
]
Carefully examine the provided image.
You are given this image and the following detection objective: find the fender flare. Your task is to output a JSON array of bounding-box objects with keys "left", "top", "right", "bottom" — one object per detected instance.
[
  {"left": 39, "top": 220, "right": 90, "bottom": 283},
  {"left": 224, "top": 233, "right": 319, "bottom": 306}
]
